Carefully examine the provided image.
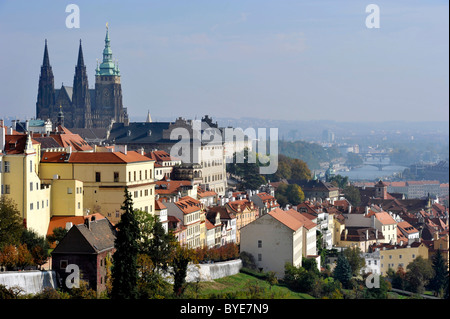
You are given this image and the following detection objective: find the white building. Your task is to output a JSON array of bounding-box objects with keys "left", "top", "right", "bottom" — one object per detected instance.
[{"left": 240, "top": 208, "right": 318, "bottom": 278}]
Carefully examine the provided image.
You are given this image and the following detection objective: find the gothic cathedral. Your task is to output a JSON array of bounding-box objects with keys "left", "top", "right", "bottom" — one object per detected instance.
[{"left": 36, "top": 25, "right": 128, "bottom": 128}]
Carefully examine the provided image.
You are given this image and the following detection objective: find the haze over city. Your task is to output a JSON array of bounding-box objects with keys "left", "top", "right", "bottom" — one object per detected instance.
[{"left": 0, "top": 0, "right": 448, "bottom": 123}]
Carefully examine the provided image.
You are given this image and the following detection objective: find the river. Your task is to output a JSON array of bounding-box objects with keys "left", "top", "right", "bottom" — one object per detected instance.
[{"left": 336, "top": 158, "right": 407, "bottom": 181}]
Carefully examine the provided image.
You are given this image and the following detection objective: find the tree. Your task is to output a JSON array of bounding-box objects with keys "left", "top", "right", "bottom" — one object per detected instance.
[
  {"left": 405, "top": 256, "right": 434, "bottom": 294},
  {"left": 329, "top": 174, "right": 349, "bottom": 189},
  {"left": 46, "top": 227, "right": 68, "bottom": 246},
  {"left": 135, "top": 210, "right": 176, "bottom": 271},
  {"left": 21, "top": 228, "right": 50, "bottom": 268},
  {"left": 429, "top": 250, "right": 448, "bottom": 297},
  {"left": 286, "top": 184, "right": 305, "bottom": 205},
  {"left": 227, "top": 148, "right": 266, "bottom": 190},
  {"left": 342, "top": 185, "right": 361, "bottom": 206},
  {"left": 169, "top": 243, "right": 197, "bottom": 297},
  {"left": 275, "top": 183, "right": 305, "bottom": 206},
  {"left": 345, "top": 153, "right": 363, "bottom": 168},
  {"left": 343, "top": 246, "right": 365, "bottom": 276},
  {"left": 265, "top": 271, "right": 278, "bottom": 291},
  {"left": 0, "top": 196, "right": 24, "bottom": 248},
  {"left": 111, "top": 187, "right": 140, "bottom": 299},
  {"left": 333, "top": 253, "right": 352, "bottom": 289}
]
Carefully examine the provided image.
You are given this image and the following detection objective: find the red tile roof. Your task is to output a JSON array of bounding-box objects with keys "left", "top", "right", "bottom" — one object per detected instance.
[
  {"left": 41, "top": 151, "right": 152, "bottom": 164},
  {"left": 268, "top": 208, "right": 304, "bottom": 232}
]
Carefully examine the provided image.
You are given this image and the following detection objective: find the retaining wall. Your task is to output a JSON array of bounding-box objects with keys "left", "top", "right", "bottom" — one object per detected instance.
[{"left": 0, "top": 270, "right": 58, "bottom": 295}]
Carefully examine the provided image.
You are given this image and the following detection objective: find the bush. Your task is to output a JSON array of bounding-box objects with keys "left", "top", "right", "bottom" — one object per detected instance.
[{"left": 194, "top": 243, "right": 240, "bottom": 263}]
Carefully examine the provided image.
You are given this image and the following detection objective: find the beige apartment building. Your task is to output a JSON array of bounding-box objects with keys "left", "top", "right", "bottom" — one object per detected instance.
[{"left": 39, "top": 150, "right": 156, "bottom": 224}]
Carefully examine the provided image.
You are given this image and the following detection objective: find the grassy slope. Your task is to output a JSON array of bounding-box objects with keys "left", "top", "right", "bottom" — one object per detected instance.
[{"left": 186, "top": 272, "right": 314, "bottom": 299}]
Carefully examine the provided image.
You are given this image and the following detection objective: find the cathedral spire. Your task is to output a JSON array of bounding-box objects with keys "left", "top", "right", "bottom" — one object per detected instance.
[
  {"left": 77, "top": 39, "right": 85, "bottom": 67},
  {"left": 73, "top": 38, "right": 92, "bottom": 128},
  {"left": 43, "top": 39, "right": 50, "bottom": 67},
  {"left": 98, "top": 22, "right": 117, "bottom": 76},
  {"left": 36, "top": 39, "right": 55, "bottom": 120}
]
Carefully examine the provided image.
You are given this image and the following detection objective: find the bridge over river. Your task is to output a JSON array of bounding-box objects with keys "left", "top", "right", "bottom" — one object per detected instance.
[{"left": 359, "top": 152, "right": 393, "bottom": 171}]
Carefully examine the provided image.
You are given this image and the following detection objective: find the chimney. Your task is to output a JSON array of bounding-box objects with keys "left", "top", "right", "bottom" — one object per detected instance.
[
  {"left": 84, "top": 217, "right": 90, "bottom": 229},
  {"left": 0, "top": 125, "right": 5, "bottom": 151}
]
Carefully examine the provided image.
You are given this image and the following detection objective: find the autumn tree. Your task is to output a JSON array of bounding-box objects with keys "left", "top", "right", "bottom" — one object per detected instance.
[{"left": 0, "top": 196, "right": 24, "bottom": 248}]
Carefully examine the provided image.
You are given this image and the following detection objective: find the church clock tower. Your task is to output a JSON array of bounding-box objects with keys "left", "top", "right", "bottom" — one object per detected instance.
[{"left": 93, "top": 23, "right": 125, "bottom": 128}]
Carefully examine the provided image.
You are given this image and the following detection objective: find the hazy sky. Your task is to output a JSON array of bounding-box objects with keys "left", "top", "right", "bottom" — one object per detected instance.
[{"left": 0, "top": 0, "right": 448, "bottom": 122}]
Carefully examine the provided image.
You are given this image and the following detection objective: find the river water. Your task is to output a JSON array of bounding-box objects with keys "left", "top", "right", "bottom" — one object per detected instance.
[{"left": 336, "top": 158, "right": 407, "bottom": 181}]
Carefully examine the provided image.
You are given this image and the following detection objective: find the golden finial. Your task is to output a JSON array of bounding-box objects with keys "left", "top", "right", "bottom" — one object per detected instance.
[{"left": 106, "top": 22, "right": 109, "bottom": 29}]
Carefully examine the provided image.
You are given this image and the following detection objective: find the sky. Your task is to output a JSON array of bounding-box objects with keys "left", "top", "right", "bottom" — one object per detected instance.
[{"left": 0, "top": 0, "right": 448, "bottom": 123}]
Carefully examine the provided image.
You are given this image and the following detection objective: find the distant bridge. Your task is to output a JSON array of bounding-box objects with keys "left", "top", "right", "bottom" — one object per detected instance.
[{"left": 359, "top": 152, "right": 393, "bottom": 171}]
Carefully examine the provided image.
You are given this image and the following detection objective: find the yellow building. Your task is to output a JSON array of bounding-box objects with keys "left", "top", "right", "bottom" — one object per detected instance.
[
  {"left": 374, "top": 242, "right": 429, "bottom": 276},
  {"left": 39, "top": 150, "right": 155, "bottom": 224},
  {"left": 1, "top": 132, "right": 51, "bottom": 237},
  {"left": 225, "top": 199, "right": 258, "bottom": 244},
  {"left": 372, "top": 211, "right": 398, "bottom": 244}
]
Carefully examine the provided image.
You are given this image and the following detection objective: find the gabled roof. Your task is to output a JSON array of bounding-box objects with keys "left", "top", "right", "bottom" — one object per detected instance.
[
  {"left": 268, "top": 208, "right": 304, "bottom": 232},
  {"left": 51, "top": 218, "right": 116, "bottom": 255},
  {"left": 374, "top": 212, "right": 397, "bottom": 225},
  {"left": 397, "top": 221, "right": 419, "bottom": 234},
  {"left": 285, "top": 209, "right": 317, "bottom": 230},
  {"left": 41, "top": 150, "right": 152, "bottom": 164},
  {"left": 174, "top": 196, "right": 202, "bottom": 214}
]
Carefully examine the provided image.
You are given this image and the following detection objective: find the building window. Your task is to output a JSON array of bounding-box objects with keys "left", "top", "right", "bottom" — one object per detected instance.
[
  {"left": 60, "top": 260, "right": 68, "bottom": 269},
  {"left": 30, "top": 203, "right": 33, "bottom": 210},
  {"left": 30, "top": 160, "right": 33, "bottom": 173},
  {"left": 67, "top": 188, "right": 73, "bottom": 194},
  {"left": 30, "top": 182, "right": 33, "bottom": 191},
  {"left": 96, "top": 172, "right": 101, "bottom": 182},
  {"left": 4, "top": 161, "right": 10, "bottom": 173},
  {"left": 114, "top": 172, "right": 119, "bottom": 182},
  {"left": 258, "top": 240, "right": 262, "bottom": 248},
  {"left": 258, "top": 254, "right": 262, "bottom": 261}
]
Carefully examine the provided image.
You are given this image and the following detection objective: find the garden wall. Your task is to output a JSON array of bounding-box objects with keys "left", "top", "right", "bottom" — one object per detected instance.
[{"left": 0, "top": 270, "right": 58, "bottom": 295}]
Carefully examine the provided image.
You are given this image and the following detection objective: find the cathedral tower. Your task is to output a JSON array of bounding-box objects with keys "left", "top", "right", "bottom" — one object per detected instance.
[
  {"left": 36, "top": 40, "right": 56, "bottom": 121},
  {"left": 72, "top": 40, "right": 92, "bottom": 128},
  {"left": 93, "top": 23, "right": 126, "bottom": 127}
]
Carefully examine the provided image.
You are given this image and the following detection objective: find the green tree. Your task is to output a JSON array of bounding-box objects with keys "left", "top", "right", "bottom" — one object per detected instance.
[
  {"left": 135, "top": 211, "right": 176, "bottom": 272},
  {"left": 405, "top": 256, "right": 434, "bottom": 294},
  {"left": 342, "top": 185, "right": 361, "bottom": 206},
  {"left": 227, "top": 148, "right": 266, "bottom": 190},
  {"left": 343, "top": 247, "right": 365, "bottom": 276},
  {"left": 286, "top": 184, "right": 305, "bottom": 205},
  {"left": 170, "top": 243, "right": 196, "bottom": 297},
  {"left": 0, "top": 196, "right": 24, "bottom": 248},
  {"left": 429, "top": 250, "right": 448, "bottom": 297},
  {"left": 265, "top": 271, "right": 278, "bottom": 291},
  {"left": 21, "top": 228, "right": 50, "bottom": 268},
  {"left": 46, "top": 227, "right": 68, "bottom": 246},
  {"left": 333, "top": 253, "right": 352, "bottom": 289},
  {"left": 329, "top": 174, "right": 349, "bottom": 189},
  {"left": 111, "top": 187, "right": 140, "bottom": 299},
  {"left": 345, "top": 153, "right": 363, "bottom": 168}
]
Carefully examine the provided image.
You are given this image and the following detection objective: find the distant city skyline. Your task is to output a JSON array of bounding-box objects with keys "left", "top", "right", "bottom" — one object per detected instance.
[{"left": 0, "top": 0, "right": 448, "bottom": 122}]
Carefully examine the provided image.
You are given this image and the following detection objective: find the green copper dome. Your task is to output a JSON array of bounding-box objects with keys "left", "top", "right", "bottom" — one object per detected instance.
[{"left": 97, "top": 23, "right": 120, "bottom": 76}]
